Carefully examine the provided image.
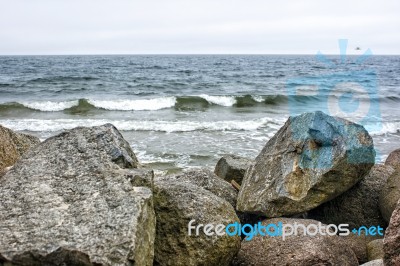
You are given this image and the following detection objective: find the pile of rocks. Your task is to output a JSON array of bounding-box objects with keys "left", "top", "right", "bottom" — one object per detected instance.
[{"left": 0, "top": 111, "right": 399, "bottom": 265}]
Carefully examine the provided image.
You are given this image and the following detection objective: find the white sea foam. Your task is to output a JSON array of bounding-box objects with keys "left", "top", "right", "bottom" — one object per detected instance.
[
  {"left": 0, "top": 117, "right": 272, "bottom": 133},
  {"left": 15, "top": 95, "right": 267, "bottom": 112},
  {"left": 370, "top": 121, "right": 400, "bottom": 136},
  {"left": 20, "top": 100, "right": 79, "bottom": 111},
  {"left": 251, "top": 95, "right": 264, "bottom": 102},
  {"left": 88, "top": 97, "right": 176, "bottom": 111},
  {"left": 198, "top": 94, "right": 236, "bottom": 106}
]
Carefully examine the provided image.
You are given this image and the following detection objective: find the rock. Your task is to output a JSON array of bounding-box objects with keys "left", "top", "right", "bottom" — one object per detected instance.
[
  {"left": 166, "top": 168, "right": 261, "bottom": 230},
  {"left": 385, "top": 148, "right": 400, "bottom": 169},
  {"left": 383, "top": 199, "right": 400, "bottom": 266},
  {"left": 308, "top": 164, "right": 394, "bottom": 228},
  {"left": 214, "top": 155, "right": 253, "bottom": 185},
  {"left": 360, "top": 259, "right": 383, "bottom": 266},
  {"left": 0, "top": 124, "right": 40, "bottom": 172},
  {"left": 367, "top": 239, "right": 384, "bottom": 261},
  {"left": 0, "top": 166, "right": 12, "bottom": 178},
  {"left": 379, "top": 169, "right": 400, "bottom": 222},
  {"left": 237, "top": 111, "right": 375, "bottom": 217},
  {"left": 0, "top": 124, "right": 155, "bottom": 266},
  {"left": 342, "top": 233, "right": 382, "bottom": 264},
  {"left": 168, "top": 168, "right": 238, "bottom": 207},
  {"left": 232, "top": 218, "right": 358, "bottom": 266},
  {"left": 153, "top": 179, "right": 241, "bottom": 266}
]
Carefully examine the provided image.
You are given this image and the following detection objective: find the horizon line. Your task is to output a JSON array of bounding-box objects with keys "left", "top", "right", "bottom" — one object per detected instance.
[{"left": 1, "top": 53, "right": 399, "bottom": 56}]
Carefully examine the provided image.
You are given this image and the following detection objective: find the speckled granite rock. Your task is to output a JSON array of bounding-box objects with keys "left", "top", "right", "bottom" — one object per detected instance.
[
  {"left": 308, "top": 164, "right": 393, "bottom": 229},
  {"left": 0, "top": 124, "right": 155, "bottom": 266},
  {"left": 232, "top": 218, "right": 358, "bottom": 266},
  {"left": 153, "top": 179, "right": 241, "bottom": 266},
  {"left": 168, "top": 168, "right": 238, "bottom": 207},
  {"left": 214, "top": 155, "right": 253, "bottom": 185},
  {"left": 385, "top": 148, "right": 400, "bottom": 170},
  {"left": 237, "top": 111, "right": 375, "bottom": 217},
  {"left": 383, "top": 199, "right": 400, "bottom": 266},
  {"left": 379, "top": 169, "right": 400, "bottom": 222},
  {"left": 342, "top": 233, "right": 382, "bottom": 264}
]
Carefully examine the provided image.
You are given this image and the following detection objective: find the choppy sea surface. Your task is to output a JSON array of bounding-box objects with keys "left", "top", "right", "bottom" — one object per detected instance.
[{"left": 0, "top": 55, "right": 399, "bottom": 174}]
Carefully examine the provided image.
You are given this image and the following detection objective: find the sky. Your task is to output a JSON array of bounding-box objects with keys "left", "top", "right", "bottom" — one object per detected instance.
[{"left": 0, "top": 0, "right": 399, "bottom": 55}]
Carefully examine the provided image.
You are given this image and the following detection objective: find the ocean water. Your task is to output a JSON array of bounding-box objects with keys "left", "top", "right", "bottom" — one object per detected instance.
[{"left": 0, "top": 55, "right": 399, "bottom": 174}]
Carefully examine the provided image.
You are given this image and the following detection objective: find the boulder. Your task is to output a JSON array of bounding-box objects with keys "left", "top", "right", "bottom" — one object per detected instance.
[
  {"left": 169, "top": 168, "right": 238, "bottom": 207},
  {"left": 214, "top": 155, "right": 253, "bottom": 185},
  {"left": 383, "top": 199, "right": 400, "bottom": 266},
  {"left": 0, "top": 124, "right": 155, "bottom": 266},
  {"left": 0, "top": 124, "right": 40, "bottom": 172},
  {"left": 385, "top": 148, "right": 400, "bottom": 169},
  {"left": 165, "top": 168, "right": 260, "bottom": 229},
  {"left": 308, "top": 164, "right": 394, "bottom": 228},
  {"left": 342, "top": 233, "right": 382, "bottom": 264},
  {"left": 232, "top": 218, "right": 358, "bottom": 266},
  {"left": 379, "top": 169, "right": 400, "bottom": 222},
  {"left": 237, "top": 111, "right": 375, "bottom": 217},
  {"left": 367, "top": 239, "right": 384, "bottom": 261},
  {"left": 360, "top": 259, "right": 383, "bottom": 266},
  {"left": 153, "top": 179, "right": 241, "bottom": 266}
]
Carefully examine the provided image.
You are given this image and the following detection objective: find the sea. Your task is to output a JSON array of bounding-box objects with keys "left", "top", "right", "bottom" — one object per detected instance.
[{"left": 0, "top": 55, "right": 399, "bottom": 175}]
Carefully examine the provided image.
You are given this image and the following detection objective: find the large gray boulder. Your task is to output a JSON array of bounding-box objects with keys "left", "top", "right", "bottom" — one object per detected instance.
[
  {"left": 308, "top": 164, "right": 394, "bottom": 228},
  {"left": 237, "top": 111, "right": 375, "bottom": 217},
  {"left": 170, "top": 168, "right": 238, "bottom": 207},
  {"left": 214, "top": 155, "right": 253, "bottom": 185},
  {"left": 232, "top": 218, "right": 358, "bottom": 266},
  {"left": 0, "top": 124, "right": 40, "bottom": 173},
  {"left": 383, "top": 199, "right": 400, "bottom": 266},
  {"left": 379, "top": 169, "right": 400, "bottom": 222},
  {"left": 153, "top": 179, "right": 241, "bottom": 266},
  {"left": 0, "top": 124, "right": 155, "bottom": 266}
]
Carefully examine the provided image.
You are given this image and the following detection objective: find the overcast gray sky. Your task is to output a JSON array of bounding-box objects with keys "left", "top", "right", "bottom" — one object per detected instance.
[{"left": 0, "top": 0, "right": 399, "bottom": 55}]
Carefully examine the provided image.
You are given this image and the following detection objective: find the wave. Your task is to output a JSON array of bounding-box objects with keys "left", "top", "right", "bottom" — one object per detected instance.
[
  {"left": 1, "top": 94, "right": 398, "bottom": 112},
  {"left": 28, "top": 76, "right": 98, "bottom": 83},
  {"left": 198, "top": 94, "right": 236, "bottom": 107},
  {"left": 0, "top": 117, "right": 274, "bottom": 133},
  {"left": 88, "top": 98, "right": 176, "bottom": 111},
  {"left": 370, "top": 121, "right": 400, "bottom": 136},
  {"left": 2, "top": 117, "right": 398, "bottom": 137},
  {"left": 19, "top": 100, "right": 79, "bottom": 112}
]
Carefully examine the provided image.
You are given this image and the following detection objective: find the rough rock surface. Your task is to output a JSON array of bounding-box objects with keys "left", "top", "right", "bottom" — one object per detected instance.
[
  {"left": 0, "top": 124, "right": 155, "bottom": 266},
  {"left": 0, "top": 124, "right": 40, "bottom": 172},
  {"left": 367, "top": 239, "right": 384, "bottom": 261},
  {"left": 308, "top": 164, "right": 393, "bottom": 228},
  {"left": 237, "top": 111, "right": 375, "bottom": 217},
  {"left": 153, "top": 179, "right": 241, "bottom": 266},
  {"left": 232, "top": 218, "right": 358, "bottom": 266},
  {"left": 342, "top": 234, "right": 382, "bottom": 264},
  {"left": 360, "top": 259, "right": 383, "bottom": 266},
  {"left": 214, "top": 155, "right": 253, "bottom": 185},
  {"left": 385, "top": 148, "right": 400, "bottom": 169},
  {"left": 379, "top": 169, "right": 400, "bottom": 222},
  {"left": 383, "top": 199, "right": 400, "bottom": 266},
  {"left": 168, "top": 168, "right": 238, "bottom": 207}
]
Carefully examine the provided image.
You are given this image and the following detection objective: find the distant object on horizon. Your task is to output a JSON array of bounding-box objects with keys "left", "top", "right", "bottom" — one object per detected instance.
[{"left": 355, "top": 47, "right": 361, "bottom": 50}]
